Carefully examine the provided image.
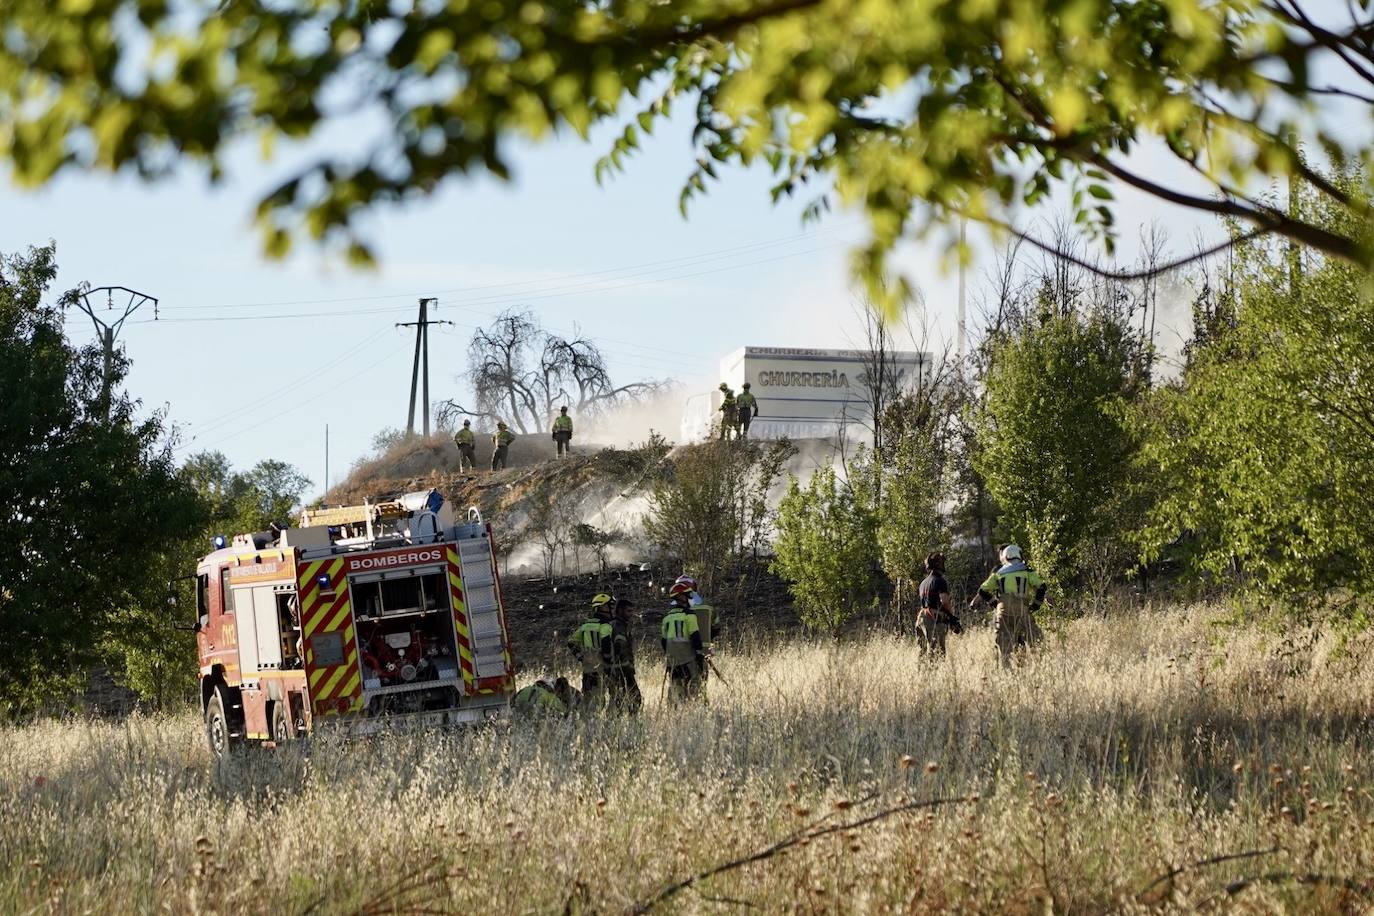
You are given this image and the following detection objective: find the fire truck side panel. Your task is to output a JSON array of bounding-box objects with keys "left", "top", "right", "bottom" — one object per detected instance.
[
  {"left": 197, "top": 563, "right": 242, "bottom": 688},
  {"left": 224, "top": 552, "right": 308, "bottom": 737},
  {"left": 484, "top": 525, "right": 515, "bottom": 692},
  {"left": 448, "top": 524, "right": 514, "bottom": 695},
  {"left": 445, "top": 545, "right": 478, "bottom": 695},
  {"left": 297, "top": 557, "right": 364, "bottom": 718}
]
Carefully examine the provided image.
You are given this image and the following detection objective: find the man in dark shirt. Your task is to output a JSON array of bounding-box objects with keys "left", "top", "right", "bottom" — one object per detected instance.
[
  {"left": 601, "top": 598, "right": 643, "bottom": 715},
  {"left": 917, "top": 552, "right": 962, "bottom": 655}
]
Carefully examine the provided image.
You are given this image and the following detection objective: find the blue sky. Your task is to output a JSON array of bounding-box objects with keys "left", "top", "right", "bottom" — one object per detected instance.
[{"left": 0, "top": 101, "right": 1230, "bottom": 495}]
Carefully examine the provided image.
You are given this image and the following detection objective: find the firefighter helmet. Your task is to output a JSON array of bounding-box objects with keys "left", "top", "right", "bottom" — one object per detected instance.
[
  {"left": 674, "top": 574, "right": 697, "bottom": 592},
  {"left": 590, "top": 593, "right": 613, "bottom": 609},
  {"left": 668, "top": 582, "right": 694, "bottom": 599},
  {"left": 1001, "top": 544, "right": 1022, "bottom": 563}
]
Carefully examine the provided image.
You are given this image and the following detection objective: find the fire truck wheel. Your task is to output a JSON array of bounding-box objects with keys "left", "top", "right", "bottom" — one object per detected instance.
[
  {"left": 205, "top": 687, "right": 240, "bottom": 758},
  {"left": 271, "top": 702, "right": 293, "bottom": 742}
]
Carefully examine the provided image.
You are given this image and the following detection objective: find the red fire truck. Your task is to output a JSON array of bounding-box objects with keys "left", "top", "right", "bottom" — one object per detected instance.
[{"left": 189, "top": 490, "right": 513, "bottom": 755}]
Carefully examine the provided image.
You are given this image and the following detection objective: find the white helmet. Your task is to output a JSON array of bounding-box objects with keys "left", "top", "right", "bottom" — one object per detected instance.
[{"left": 1001, "top": 544, "right": 1022, "bottom": 563}]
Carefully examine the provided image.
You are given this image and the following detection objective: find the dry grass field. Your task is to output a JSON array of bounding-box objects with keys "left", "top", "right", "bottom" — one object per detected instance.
[{"left": 3, "top": 608, "right": 1373, "bottom": 914}]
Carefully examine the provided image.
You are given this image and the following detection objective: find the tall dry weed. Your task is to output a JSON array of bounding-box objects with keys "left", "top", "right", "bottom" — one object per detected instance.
[{"left": 1, "top": 607, "right": 1371, "bottom": 913}]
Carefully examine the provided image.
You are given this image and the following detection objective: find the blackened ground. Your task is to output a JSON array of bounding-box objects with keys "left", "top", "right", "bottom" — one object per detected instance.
[{"left": 498, "top": 558, "right": 884, "bottom": 676}]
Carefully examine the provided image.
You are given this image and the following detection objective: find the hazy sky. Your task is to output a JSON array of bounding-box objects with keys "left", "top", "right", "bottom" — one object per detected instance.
[{"left": 1, "top": 101, "right": 1226, "bottom": 495}]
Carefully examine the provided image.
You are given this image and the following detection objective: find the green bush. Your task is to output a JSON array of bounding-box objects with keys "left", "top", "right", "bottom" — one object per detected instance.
[{"left": 772, "top": 455, "right": 879, "bottom": 634}]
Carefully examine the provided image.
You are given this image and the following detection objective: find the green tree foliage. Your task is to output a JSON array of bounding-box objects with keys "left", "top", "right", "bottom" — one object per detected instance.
[
  {"left": 973, "top": 305, "right": 1147, "bottom": 590},
  {"left": 1134, "top": 176, "right": 1374, "bottom": 601},
  {"left": 182, "top": 451, "right": 312, "bottom": 536},
  {"left": 772, "top": 456, "right": 879, "bottom": 634},
  {"left": 108, "top": 452, "right": 313, "bottom": 707},
  {"left": 2, "top": 1, "right": 1367, "bottom": 279},
  {"left": 644, "top": 439, "right": 793, "bottom": 591},
  {"left": 0, "top": 244, "right": 203, "bottom": 715},
  {"left": 572, "top": 523, "right": 622, "bottom": 578},
  {"left": 876, "top": 426, "right": 945, "bottom": 614}
]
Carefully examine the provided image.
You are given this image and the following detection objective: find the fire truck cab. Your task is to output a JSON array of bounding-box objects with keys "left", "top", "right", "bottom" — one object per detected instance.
[{"left": 193, "top": 490, "right": 513, "bottom": 756}]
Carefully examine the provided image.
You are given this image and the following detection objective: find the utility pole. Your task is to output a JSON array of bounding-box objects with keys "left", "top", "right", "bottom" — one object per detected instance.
[
  {"left": 396, "top": 297, "right": 451, "bottom": 437},
  {"left": 71, "top": 286, "right": 158, "bottom": 416},
  {"left": 324, "top": 423, "right": 330, "bottom": 498},
  {"left": 957, "top": 217, "right": 968, "bottom": 361},
  {"left": 1287, "top": 132, "right": 1303, "bottom": 303}
]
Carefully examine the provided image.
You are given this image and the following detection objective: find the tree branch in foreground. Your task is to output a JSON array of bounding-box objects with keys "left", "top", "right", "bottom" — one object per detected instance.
[
  {"left": 627, "top": 793, "right": 978, "bottom": 915},
  {"left": 973, "top": 215, "right": 1273, "bottom": 281}
]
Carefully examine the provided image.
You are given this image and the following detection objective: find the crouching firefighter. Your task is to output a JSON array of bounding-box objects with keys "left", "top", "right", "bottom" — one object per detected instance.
[
  {"left": 969, "top": 544, "right": 1046, "bottom": 667},
  {"left": 661, "top": 584, "right": 705, "bottom": 703},
  {"left": 568, "top": 594, "right": 614, "bottom": 711},
  {"left": 511, "top": 677, "right": 577, "bottom": 717},
  {"left": 600, "top": 597, "right": 643, "bottom": 715},
  {"left": 917, "top": 552, "right": 963, "bottom": 655}
]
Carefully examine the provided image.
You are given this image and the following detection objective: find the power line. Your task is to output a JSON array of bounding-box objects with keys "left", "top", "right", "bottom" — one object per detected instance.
[
  {"left": 133, "top": 304, "right": 416, "bottom": 324},
  {"left": 173, "top": 327, "right": 395, "bottom": 443},
  {"left": 177, "top": 339, "right": 413, "bottom": 454},
  {"left": 118, "top": 237, "right": 856, "bottom": 368},
  {"left": 156, "top": 221, "right": 863, "bottom": 312}
]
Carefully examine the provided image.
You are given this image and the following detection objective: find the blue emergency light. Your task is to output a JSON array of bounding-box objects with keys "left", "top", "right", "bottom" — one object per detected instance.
[
  {"left": 317, "top": 574, "right": 332, "bottom": 589},
  {"left": 213, "top": 535, "right": 227, "bottom": 549}
]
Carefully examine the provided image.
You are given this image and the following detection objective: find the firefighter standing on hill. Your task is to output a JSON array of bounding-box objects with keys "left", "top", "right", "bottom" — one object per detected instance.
[
  {"left": 491, "top": 421, "right": 516, "bottom": 470},
  {"left": 454, "top": 419, "right": 477, "bottom": 471},
  {"left": 735, "top": 382, "right": 759, "bottom": 437},
  {"left": 718, "top": 384, "right": 738, "bottom": 441},
  {"left": 568, "top": 594, "right": 614, "bottom": 710},
  {"left": 552, "top": 406, "right": 574, "bottom": 458},
  {"left": 969, "top": 544, "right": 1047, "bottom": 667},
  {"left": 916, "top": 552, "right": 962, "bottom": 656},
  {"left": 601, "top": 597, "right": 642, "bottom": 714},
  {"left": 661, "top": 583, "right": 705, "bottom": 702}
]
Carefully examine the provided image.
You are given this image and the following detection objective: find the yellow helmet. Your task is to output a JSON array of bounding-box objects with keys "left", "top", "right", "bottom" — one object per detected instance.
[{"left": 590, "top": 593, "right": 613, "bottom": 609}]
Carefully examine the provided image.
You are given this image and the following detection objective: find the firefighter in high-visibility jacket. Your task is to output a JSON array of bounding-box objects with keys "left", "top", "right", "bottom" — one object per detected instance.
[
  {"left": 511, "top": 677, "right": 577, "bottom": 717},
  {"left": 735, "top": 383, "right": 759, "bottom": 437},
  {"left": 491, "top": 422, "right": 516, "bottom": 470},
  {"left": 718, "top": 384, "right": 738, "bottom": 441},
  {"left": 568, "top": 594, "right": 613, "bottom": 710},
  {"left": 454, "top": 420, "right": 477, "bottom": 471},
  {"left": 661, "top": 584, "right": 705, "bottom": 702},
  {"left": 673, "top": 574, "right": 718, "bottom": 684},
  {"left": 969, "top": 544, "right": 1047, "bottom": 666},
  {"left": 552, "top": 406, "right": 573, "bottom": 458}
]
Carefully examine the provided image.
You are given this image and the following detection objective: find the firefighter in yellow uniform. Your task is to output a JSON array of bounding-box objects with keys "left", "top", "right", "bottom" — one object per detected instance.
[
  {"left": 969, "top": 544, "right": 1047, "bottom": 667},
  {"left": 567, "top": 594, "right": 613, "bottom": 711},
  {"left": 662, "top": 583, "right": 705, "bottom": 702},
  {"left": 454, "top": 420, "right": 477, "bottom": 471},
  {"left": 718, "top": 384, "right": 738, "bottom": 441},
  {"left": 674, "top": 574, "right": 718, "bottom": 686},
  {"left": 552, "top": 406, "right": 573, "bottom": 458},
  {"left": 511, "top": 677, "right": 576, "bottom": 717},
  {"left": 491, "top": 422, "right": 516, "bottom": 470},
  {"left": 735, "top": 383, "right": 759, "bottom": 437}
]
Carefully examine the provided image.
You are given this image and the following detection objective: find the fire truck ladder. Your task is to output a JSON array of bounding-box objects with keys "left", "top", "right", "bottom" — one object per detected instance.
[{"left": 456, "top": 511, "right": 507, "bottom": 679}]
